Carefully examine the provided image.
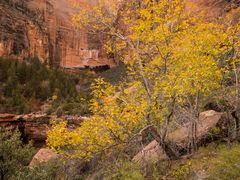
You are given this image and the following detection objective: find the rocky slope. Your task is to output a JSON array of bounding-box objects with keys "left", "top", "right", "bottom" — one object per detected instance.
[{"left": 0, "top": 0, "right": 115, "bottom": 68}]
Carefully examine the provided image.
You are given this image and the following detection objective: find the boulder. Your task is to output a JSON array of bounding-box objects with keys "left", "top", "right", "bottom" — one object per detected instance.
[
  {"left": 169, "top": 110, "right": 227, "bottom": 147},
  {"left": 132, "top": 140, "right": 167, "bottom": 163},
  {"left": 133, "top": 110, "right": 227, "bottom": 163},
  {"left": 29, "top": 148, "right": 58, "bottom": 168}
]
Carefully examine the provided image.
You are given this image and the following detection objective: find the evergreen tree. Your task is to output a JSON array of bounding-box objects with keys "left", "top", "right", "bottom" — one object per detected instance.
[
  {"left": 0, "top": 57, "right": 82, "bottom": 115},
  {"left": 16, "top": 61, "right": 27, "bottom": 84}
]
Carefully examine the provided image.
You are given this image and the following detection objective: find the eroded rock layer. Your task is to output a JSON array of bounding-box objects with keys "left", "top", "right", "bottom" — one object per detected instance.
[
  {"left": 0, "top": 113, "right": 87, "bottom": 147},
  {"left": 0, "top": 1, "right": 49, "bottom": 62},
  {"left": 0, "top": 0, "right": 115, "bottom": 68}
]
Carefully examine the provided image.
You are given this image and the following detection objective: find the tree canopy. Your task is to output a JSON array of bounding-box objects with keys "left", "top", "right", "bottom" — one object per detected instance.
[{"left": 47, "top": 0, "right": 240, "bottom": 160}]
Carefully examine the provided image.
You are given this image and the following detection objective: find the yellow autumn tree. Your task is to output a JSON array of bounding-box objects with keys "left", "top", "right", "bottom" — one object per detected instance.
[
  {"left": 48, "top": 79, "right": 148, "bottom": 159},
  {"left": 47, "top": 0, "right": 230, "bottom": 159}
]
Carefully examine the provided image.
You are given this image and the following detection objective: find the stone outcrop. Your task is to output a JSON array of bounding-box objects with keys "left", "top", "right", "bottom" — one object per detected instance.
[
  {"left": 29, "top": 148, "right": 58, "bottom": 167},
  {"left": 0, "top": 113, "right": 87, "bottom": 147},
  {"left": 0, "top": 0, "right": 115, "bottom": 68},
  {"left": 168, "top": 110, "right": 228, "bottom": 147},
  {"left": 133, "top": 110, "right": 228, "bottom": 163}
]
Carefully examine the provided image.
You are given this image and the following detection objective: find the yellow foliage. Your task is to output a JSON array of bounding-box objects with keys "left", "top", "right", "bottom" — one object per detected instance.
[
  {"left": 47, "top": 0, "right": 239, "bottom": 159},
  {"left": 47, "top": 80, "right": 148, "bottom": 159}
]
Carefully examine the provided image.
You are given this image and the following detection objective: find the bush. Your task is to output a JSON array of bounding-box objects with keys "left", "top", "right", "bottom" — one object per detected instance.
[
  {"left": 0, "top": 130, "right": 35, "bottom": 180},
  {"left": 14, "top": 159, "right": 62, "bottom": 180},
  {"left": 0, "top": 129, "right": 70, "bottom": 180}
]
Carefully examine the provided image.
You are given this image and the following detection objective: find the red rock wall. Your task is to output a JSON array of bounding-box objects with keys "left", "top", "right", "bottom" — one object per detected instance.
[
  {"left": 0, "top": 0, "right": 115, "bottom": 68},
  {"left": 0, "top": 2, "right": 49, "bottom": 62}
]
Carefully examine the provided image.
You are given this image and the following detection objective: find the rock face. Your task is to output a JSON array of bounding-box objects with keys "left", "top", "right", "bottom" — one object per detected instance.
[
  {"left": 29, "top": 148, "right": 58, "bottom": 167},
  {"left": 0, "top": 0, "right": 115, "bottom": 68},
  {"left": 1, "top": 0, "right": 238, "bottom": 68},
  {"left": 0, "top": 113, "right": 87, "bottom": 147},
  {"left": 0, "top": 1, "right": 49, "bottom": 62}
]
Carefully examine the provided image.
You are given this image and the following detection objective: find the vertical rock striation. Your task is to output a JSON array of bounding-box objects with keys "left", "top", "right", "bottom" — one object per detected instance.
[
  {"left": 0, "top": 1, "right": 49, "bottom": 62},
  {"left": 0, "top": 0, "right": 115, "bottom": 68}
]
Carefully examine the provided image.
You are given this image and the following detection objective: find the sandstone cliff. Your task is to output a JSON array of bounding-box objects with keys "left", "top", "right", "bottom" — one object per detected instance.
[
  {"left": 0, "top": 1, "right": 49, "bottom": 62},
  {"left": 0, "top": 0, "right": 115, "bottom": 68},
  {"left": 1, "top": 0, "right": 238, "bottom": 69}
]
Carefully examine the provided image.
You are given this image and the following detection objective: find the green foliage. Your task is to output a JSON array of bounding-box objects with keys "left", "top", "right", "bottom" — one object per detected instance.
[
  {"left": 52, "top": 95, "right": 91, "bottom": 116},
  {"left": 0, "top": 129, "right": 76, "bottom": 180},
  {"left": 163, "top": 144, "right": 240, "bottom": 180},
  {"left": 91, "top": 158, "right": 144, "bottom": 180},
  {"left": 0, "top": 130, "right": 35, "bottom": 180},
  {"left": 208, "top": 144, "right": 240, "bottom": 180},
  {"left": 14, "top": 159, "right": 62, "bottom": 180},
  {"left": 0, "top": 57, "right": 87, "bottom": 115},
  {"left": 98, "top": 63, "right": 128, "bottom": 84},
  {"left": 107, "top": 162, "right": 144, "bottom": 180},
  {"left": 170, "top": 161, "right": 192, "bottom": 180}
]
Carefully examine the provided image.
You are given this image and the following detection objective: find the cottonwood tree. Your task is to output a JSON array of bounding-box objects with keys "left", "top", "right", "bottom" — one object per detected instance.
[{"left": 48, "top": 0, "right": 229, "bottom": 159}]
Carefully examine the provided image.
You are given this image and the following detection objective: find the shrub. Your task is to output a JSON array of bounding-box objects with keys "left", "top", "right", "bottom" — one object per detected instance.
[
  {"left": 14, "top": 159, "right": 62, "bottom": 180},
  {"left": 0, "top": 130, "right": 35, "bottom": 180}
]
